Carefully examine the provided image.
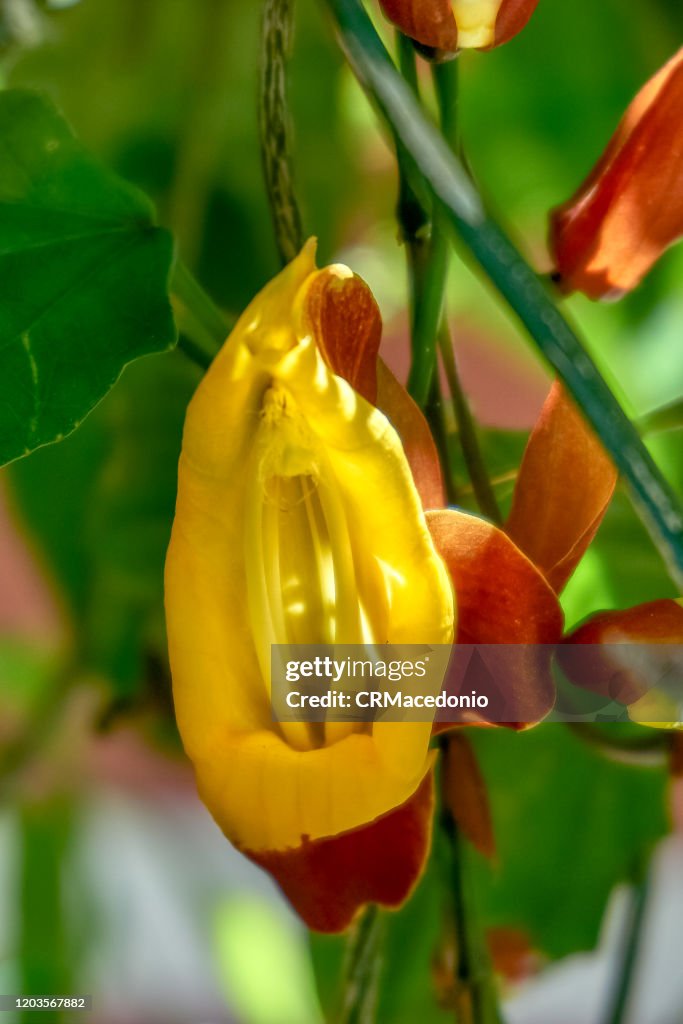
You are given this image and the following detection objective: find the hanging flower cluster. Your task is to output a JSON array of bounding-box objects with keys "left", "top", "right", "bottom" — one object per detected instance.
[{"left": 162, "top": 241, "right": 683, "bottom": 933}]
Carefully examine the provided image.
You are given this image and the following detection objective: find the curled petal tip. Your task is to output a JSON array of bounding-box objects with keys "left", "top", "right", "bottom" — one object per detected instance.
[{"left": 550, "top": 48, "right": 683, "bottom": 299}]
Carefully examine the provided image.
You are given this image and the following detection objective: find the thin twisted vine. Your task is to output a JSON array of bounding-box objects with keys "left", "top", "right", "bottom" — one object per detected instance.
[{"left": 259, "top": 0, "right": 305, "bottom": 265}]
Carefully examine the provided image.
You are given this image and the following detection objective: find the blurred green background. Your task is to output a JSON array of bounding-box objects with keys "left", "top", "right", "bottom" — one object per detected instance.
[{"left": 0, "top": 0, "right": 681, "bottom": 1021}]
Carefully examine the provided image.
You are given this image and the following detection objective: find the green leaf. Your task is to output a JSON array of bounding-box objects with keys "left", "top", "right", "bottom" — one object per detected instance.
[
  {"left": 470, "top": 725, "right": 669, "bottom": 959},
  {"left": 0, "top": 89, "right": 176, "bottom": 467}
]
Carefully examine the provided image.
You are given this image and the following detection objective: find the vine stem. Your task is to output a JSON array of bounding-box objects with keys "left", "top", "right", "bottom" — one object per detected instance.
[
  {"left": 259, "top": 0, "right": 305, "bottom": 265},
  {"left": 439, "top": 738, "right": 504, "bottom": 1024},
  {"left": 171, "top": 257, "right": 232, "bottom": 368},
  {"left": 396, "top": 43, "right": 500, "bottom": 524},
  {"left": 337, "top": 906, "right": 384, "bottom": 1024},
  {"left": 396, "top": 33, "right": 446, "bottom": 409},
  {"left": 431, "top": 58, "right": 502, "bottom": 525},
  {"left": 322, "top": 0, "right": 683, "bottom": 592},
  {"left": 438, "top": 321, "right": 502, "bottom": 524}
]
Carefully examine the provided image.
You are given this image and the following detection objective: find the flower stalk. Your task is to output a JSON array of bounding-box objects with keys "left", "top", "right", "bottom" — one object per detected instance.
[
  {"left": 172, "top": 257, "right": 232, "bottom": 368},
  {"left": 260, "top": 0, "right": 305, "bottom": 265},
  {"left": 439, "top": 739, "right": 503, "bottom": 1024},
  {"left": 337, "top": 906, "right": 384, "bottom": 1024}
]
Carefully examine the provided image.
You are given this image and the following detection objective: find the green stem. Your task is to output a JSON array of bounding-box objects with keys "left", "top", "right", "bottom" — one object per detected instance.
[
  {"left": 337, "top": 905, "right": 384, "bottom": 1024},
  {"left": 603, "top": 866, "right": 650, "bottom": 1024},
  {"left": 426, "top": 370, "right": 459, "bottom": 505},
  {"left": 430, "top": 58, "right": 501, "bottom": 524},
  {"left": 171, "top": 258, "right": 232, "bottom": 367},
  {"left": 259, "top": 0, "right": 305, "bottom": 265},
  {"left": 395, "top": 35, "right": 445, "bottom": 409},
  {"left": 439, "top": 323, "right": 502, "bottom": 524},
  {"left": 323, "top": 0, "right": 683, "bottom": 592},
  {"left": 439, "top": 740, "right": 503, "bottom": 1024},
  {"left": 639, "top": 397, "right": 683, "bottom": 436}
]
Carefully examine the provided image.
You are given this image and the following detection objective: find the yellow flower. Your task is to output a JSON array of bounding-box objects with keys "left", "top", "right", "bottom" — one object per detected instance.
[{"left": 165, "top": 241, "right": 454, "bottom": 930}]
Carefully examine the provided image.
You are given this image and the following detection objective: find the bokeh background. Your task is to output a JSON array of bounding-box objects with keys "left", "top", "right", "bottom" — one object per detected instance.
[{"left": 0, "top": 0, "right": 682, "bottom": 1021}]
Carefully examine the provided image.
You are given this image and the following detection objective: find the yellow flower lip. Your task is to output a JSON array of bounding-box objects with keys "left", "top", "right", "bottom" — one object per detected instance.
[{"left": 165, "top": 240, "right": 455, "bottom": 852}]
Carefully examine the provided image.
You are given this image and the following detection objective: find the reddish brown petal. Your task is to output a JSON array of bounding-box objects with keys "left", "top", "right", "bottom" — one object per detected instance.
[
  {"left": 428, "top": 509, "right": 563, "bottom": 726},
  {"left": 441, "top": 735, "right": 495, "bottom": 858},
  {"left": 302, "top": 268, "right": 382, "bottom": 404},
  {"left": 550, "top": 49, "right": 683, "bottom": 299},
  {"left": 245, "top": 772, "right": 434, "bottom": 933},
  {"left": 377, "top": 360, "right": 446, "bottom": 510},
  {"left": 559, "top": 599, "right": 683, "bottom": 704},
  {"left": 506, "top": 381, "right": 617, "bottom": 594},
  {"left": 379, "top": 0, "right": 458, "bottom": 51},
  {"left": 493, "top": 0, "right": 540, "bottom": 48}
]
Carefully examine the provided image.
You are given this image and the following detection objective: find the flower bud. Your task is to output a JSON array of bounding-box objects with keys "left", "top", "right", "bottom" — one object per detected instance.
[
  {"left": 550, "top": 49, "right": 683, "bottom": 300},
  {"left": 379, "top": 0, "right": 540, "bottom": 53}
]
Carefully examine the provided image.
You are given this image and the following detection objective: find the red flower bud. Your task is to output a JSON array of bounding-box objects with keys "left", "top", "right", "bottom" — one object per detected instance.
[
  {"left": 379, "top": 0, "right": 540, "bottom": 54},
  {"left": 550, "top": 49, "right": 683, "bottom": 300}
]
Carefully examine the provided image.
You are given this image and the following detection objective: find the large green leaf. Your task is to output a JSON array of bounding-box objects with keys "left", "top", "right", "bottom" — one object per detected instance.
[{"left": 0, "top": 89, "right": 176, "bottom": 466}]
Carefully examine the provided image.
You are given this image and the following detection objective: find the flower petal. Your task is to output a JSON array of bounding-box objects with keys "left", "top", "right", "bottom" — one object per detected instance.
[
  {"left": 550, "top": 48, "right": 683, "bottom": 299},
  {"left": 506, "top": 381, "right": 617, "bottom": 594},
  {"left": 244, "top": 772, "right": 434, "bottom": 933},
  {"left": 379, "top": 0, "right": 458, "bottom": 52},
  {"left": 441, "top": 735, "right": 495, "bottom": 858},
  {"left": 559, "top": 599, "right": 683, "bottom": 705},
  {"left": 428, "top": 509, "right": 563, "bottom": 725},
  {"left": 376, "top": 360, "right": 446, "bottom": 510},
  {"left": 300, "top": 266, "right": 445, "bottom": 508},
  {"left": 301, "top": 265, "right": 382, "bottom": 404},
  {"left": 166, "top": 243, "right": 454, "bottom": 853},
  {"left": 494, "top": 0, "right": 540, "bottom": 48}
]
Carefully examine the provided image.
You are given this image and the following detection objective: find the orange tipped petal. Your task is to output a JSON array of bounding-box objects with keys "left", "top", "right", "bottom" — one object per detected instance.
[
  {"left": 376, "top": 360, "right": 446, "bottom": 510},
  {"left": 245, "top": 772, "right": 434, "bottom": 933},
  {"left": 442, "top": 735, "right": 495, "bottom": 858},
  {"left": 506, "top": 381, "right": 617, "bottom": 594},
  {"left": 302, "top": 266, "right": 445, "bottom": 508},
  {"left": 550, "top": 48, "right": 683, "bottom": 299},
  {"left": 379, "top": 0, "right": 458, "bottom": 52},
  {"left": 301, "top": 265, "right": 382, "bottom": 404},
  {"left": 428, "top": 509, "right": 563, "bottom": 725},
  {"left": 559, "top": 599, "right": 683, "bottom": 705},
  {"left": 379, "top": 0, "right": 539, "bottom": 51},
  {"left": 493, "top": 0, "right": 540, "bottom": 48}
]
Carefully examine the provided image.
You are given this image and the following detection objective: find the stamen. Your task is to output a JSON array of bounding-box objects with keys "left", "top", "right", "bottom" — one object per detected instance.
[{"left": 245, "top": 445, "right": 314, "bottom": 752}]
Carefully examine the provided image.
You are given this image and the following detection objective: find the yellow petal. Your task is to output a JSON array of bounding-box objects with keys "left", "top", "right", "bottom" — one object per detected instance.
[{"left": 165, "top": 242, "right": 455, "bottom": 852}]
